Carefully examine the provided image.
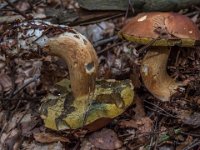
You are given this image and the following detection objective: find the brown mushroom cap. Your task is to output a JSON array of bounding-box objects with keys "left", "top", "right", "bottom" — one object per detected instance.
[{"left": 119, "top": 12, "right": 200, "bottom": 46}]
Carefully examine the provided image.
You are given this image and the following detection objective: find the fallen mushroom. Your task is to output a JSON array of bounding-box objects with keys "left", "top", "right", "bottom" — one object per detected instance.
[
  {"left": 1, "top": 20, "right": 134, "bottom": 131},
  {"left": 119, "top": 12, "right": 200, "bottom": 101}
]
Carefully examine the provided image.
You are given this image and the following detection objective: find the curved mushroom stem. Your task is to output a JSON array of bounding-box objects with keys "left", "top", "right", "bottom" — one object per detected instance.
[
  {"left": 47, "top": 33, "right": 98, "bottom": 99},
  {"left": 140, "top": 46, "right": 181, "bottom": 101},
  {"left": 40, "top": 33, "right": 134, "bottom": 131}
]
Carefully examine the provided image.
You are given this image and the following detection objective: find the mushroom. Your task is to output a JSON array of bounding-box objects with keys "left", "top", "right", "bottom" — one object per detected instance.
[
  {"left": 42, "top": 26, "right": 134, "bottom": 131},
  {"left": 119, "top": 12, "right": 200, "bottom": 101},
  {"left": 2, "top": 20, "right": 134, "bottom": 131}
]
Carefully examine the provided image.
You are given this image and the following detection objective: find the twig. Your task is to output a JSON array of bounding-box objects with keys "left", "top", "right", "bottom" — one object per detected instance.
[
  {"left": 5, "top": 0, "right": 28, "bottom": 19},
  {"left": 148, "top": 117, "right": 159, "bottom": 150},
  {"left": 175, "top": 49, "right": 181, "bottom": 67},
  {"left": 181, "top": 132, "right": 200, "bottom": 137},
  {"left": 124, "top": 0, "right": 135, "bottom": 24},
  {"left": 144, "top": 105, "right": 178, "bottom": 119},
  {"left": 137, "top": 38, "right": 160, "bottom": 55},
  {"left": 12, "top": 74, "right": 40, "bottom": 98},
  {"left": 97, "top": 41, "right": 123, "bottom": 54},
  {"left": 74, "top": 13, "right": 124, "bottom": 26},
  {"left": 144, "top": 100, "right": 178, "bottom": 118},
  {"left": 60, "top": 0, "right": 65, "bottom": 10},
  {"left": 94, "top": 35, "right": 119, "bottom": 47},
  {"left": 183, "top": 139, "right": 200, "bottom": 150}
]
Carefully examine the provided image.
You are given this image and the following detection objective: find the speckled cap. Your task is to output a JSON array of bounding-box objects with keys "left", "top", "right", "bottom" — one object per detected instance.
[{"left": 119, "top": 12, "right": 200, "bottom": 47}]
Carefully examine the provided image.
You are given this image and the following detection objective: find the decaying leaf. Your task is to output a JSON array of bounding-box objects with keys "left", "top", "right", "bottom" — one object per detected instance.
[
  {"left": 75, "top": 21, "right": 115, "bottom": 43},
  {"left": 22, "top": 141, "right": 65, "bottom": 150},
  {"left": 0, "top": 128, "right": 22, "bottom": 150},
  {"left": 33, "top": 132, "right": 70, "bottom": 143},
  {"left": 14, "top": 59, "right": 42, "bottom": 95},
  {"left": 119, "top": 117, "right": 153, "bottom": 134},
  {"left": 134, "top": 94, "right": 145, "bottom": 119},
  {"left": 136, "top": 117, "right": 153, "bottom": 134},
  {"left": 88, "top": 128, "right": 122, "bottom": 150},
  {"left": 80, "top": 139, "right": 95, "bottom": 150},
  {"left": 176, "top": 136, "right": 193, "bottom": 150},
  {"left": 119, "top": 120, "right": 138, "bottom": 129},
  {"left": 0, "top": 73, "right": 12, "bottom": 93},
  {"left": 181, "top": 112, "right": 200, "bottom": 128}
]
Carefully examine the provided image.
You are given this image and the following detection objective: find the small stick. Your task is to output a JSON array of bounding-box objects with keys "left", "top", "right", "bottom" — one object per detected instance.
[
  {"left": 12, "top": 74, "right": 40, "bottom": 98},
  {"left": 137, "top": 38, "right": 160, "bottom": 55},
  {"left": 144, "top": 100, "right": 178, "bottom": 118},
  {"left": 124, "top": 0, "right": 135, "bottom": 24},
  {"left": 183, "top": 139, "right": 200, "bottom": 150},
  {"left": 94, "top": 35, "right": 118, "bottom": 47},
  {"left": 97, "top": 41, "right": 123, "bottom": 54}
]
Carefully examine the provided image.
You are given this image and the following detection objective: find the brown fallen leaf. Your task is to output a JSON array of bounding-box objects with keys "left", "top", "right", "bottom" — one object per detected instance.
[
  {"left": 14, "top": 59, "right": 42, "bottom": 95},
  {"left": 181, "top": 112, "right": 200, "bottom": 128},
  {"left": 33, "top": 132, "right": 70, "bottom": 143},
  {"left": 134, "top": 94, "right": 145, "bottom": 119},
  {"left": 176, "top": 135, "right": 193, "bottom": 150},
  {"left": 80, "top": 139, "right": 95, "bottom": 150},
  {"left": 22, "top": 141, "right": 65, "bottom": 150},
  {"left": 21, "top": 117, "right": 40, "bottom": 137},
  {"left": 88, "top": 128, "right": 122, "bottom": 150},
  {"left": 0, "top": 129, "right": 22, "bottom": 150},
  {"left": 119, "top": 120, "right": 138, "bottom": 129},
  {"left": 119, "top": 117, "right": 152, "bottom": 133},
  {"left": 136, "top": 117, "right": 153, "bottom": 134},
  {"left": 0, "top": 73, "right": 12, "bottom": 93}
]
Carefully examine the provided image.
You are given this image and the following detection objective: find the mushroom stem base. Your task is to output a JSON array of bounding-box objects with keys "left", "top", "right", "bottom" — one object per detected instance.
[{"left": 140, "top": 46, "right": 180, "bottom": 101}]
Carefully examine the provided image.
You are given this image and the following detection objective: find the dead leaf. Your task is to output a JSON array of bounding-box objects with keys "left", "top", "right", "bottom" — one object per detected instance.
[
  {"left": 21, "top": 117, "right": 40, "bottom": 137},
  {"left": 0, "top": 110, "right": 7, "bottom": 127},
  {"left": 136, "top": 117, "right": 153, "bottom": 134},
  {"left": 0, "top": 73, "right": 12, "bottom": 93},
  {"left": 119, "top": 117, "right": 152, "bottom": 133},
  {"left": 75, "top": 21, "right": 115, "bottom": 43},
  {"left": 119, "top": 120, "right": 138, "bottom": 128},
  {"left": 134, "top": 94, "right": 145, "bottom": 119},
  {"left": 33, "top": 132, "right": 70, "bottom": 143},
  {"left": 176, "top": 136, "right": 193, "bottom": 150},
  {"left": 80, "top": 139, "right": 95, "bottom": 150},
  {"left": 0, "top": 129, "right": 22, "bottom": 150},
  {"left": 182, "top": 112, "right": 200, "bottom": 128},
  {"left": 88, "top": 128, "right": 122, "bottom": 150},
  {"left": 22, "top": 141, "right": 64, "bottom": 150},
  {"left": 14, "top": 59, "right": 42, "bottom": 95}
]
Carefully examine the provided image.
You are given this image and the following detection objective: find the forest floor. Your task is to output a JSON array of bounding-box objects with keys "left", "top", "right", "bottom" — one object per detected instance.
[{"left": 0, "top": 0, "right": 200, "bottom": 149}]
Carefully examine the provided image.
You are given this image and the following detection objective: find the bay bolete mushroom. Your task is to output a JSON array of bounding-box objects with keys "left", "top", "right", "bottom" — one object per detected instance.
[
  {"left": 119, "top": 12, "right": 200, "bottom": 101},
  {"left": 5, "top": 20, "right": 134, "bottom": 131},
  {"left": 41, "top": 31, "right": 134, "bottom": 131}
]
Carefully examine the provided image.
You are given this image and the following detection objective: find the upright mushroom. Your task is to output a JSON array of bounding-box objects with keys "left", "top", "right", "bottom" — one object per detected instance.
[
  {"left": 1, "top": 20, "right": 134, "bottom": 131},
  {"left": 119, "top": 12, "right": 200, "bottom": 101}
]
